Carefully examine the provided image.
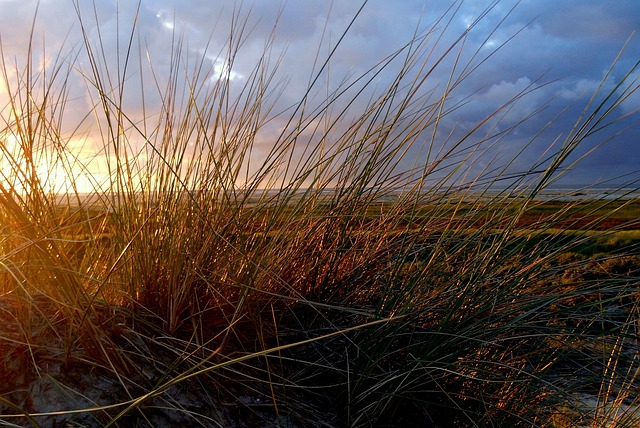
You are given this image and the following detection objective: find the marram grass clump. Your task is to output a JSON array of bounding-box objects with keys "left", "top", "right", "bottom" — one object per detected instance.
[{"left": 0, "top": 2, "right": 639, "bottom": 427}]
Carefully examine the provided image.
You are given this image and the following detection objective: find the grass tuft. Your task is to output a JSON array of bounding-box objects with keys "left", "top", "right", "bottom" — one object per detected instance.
[{"left": 0, "top": 1, "right": 639, "bottom": 426}]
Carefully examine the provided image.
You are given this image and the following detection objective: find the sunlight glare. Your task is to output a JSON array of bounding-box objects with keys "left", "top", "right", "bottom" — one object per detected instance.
[{"left": 0, "top": 133, "right": 108, "bottom": 194}]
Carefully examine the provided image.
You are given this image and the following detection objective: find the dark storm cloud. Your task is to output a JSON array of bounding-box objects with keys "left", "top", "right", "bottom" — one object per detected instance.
[{"left": 0, "top": 0, "right": 638, "bottom": 186}]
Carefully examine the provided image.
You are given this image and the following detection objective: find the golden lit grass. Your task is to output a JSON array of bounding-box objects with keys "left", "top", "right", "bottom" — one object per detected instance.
[{"left": 0, "top": 1, "right": 639, "bottom": 426}]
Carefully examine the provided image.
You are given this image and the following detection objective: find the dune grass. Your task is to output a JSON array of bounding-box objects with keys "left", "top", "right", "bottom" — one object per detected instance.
[{"left": 0, "top": 1, "right": 639, "bottom": 426}]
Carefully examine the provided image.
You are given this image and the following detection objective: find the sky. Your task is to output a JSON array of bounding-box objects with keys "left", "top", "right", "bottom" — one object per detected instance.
[{"left": 0, "top": 0, "right": 639, "bottom": 192}]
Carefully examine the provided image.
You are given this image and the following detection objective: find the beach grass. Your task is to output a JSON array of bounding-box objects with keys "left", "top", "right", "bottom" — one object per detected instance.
[{"left": 0, "top": 2, "right": 639, "bottom": 427}]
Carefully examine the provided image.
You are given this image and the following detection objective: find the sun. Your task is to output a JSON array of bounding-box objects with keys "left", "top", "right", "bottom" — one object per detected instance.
[
  {"left": 35, "top": 163, "right": 105, "bottom": 195},
  {"left": 0, "top": 133, "right": 109, "bottom": 195}
]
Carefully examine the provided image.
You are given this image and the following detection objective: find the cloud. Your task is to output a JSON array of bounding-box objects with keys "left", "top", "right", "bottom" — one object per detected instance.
[
  {"left": 518, "top": 0, "right": 640, "bottom": 41},
  {"left": 617, "top": 71, "right": 640, "bottom": 114},
  {"left": 484, "top": 77, "right": 537, "bottom": 105},
  {"left": 558, "top": 78, "right": 605, "bottom": 101},
  {"left": 0, "top": 0, "right": 638, "bottom": 186}
]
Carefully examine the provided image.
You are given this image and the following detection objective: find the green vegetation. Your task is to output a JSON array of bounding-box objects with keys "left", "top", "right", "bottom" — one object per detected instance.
[{"left": 0, "top": 2, "right": 639, "bottom": 427}]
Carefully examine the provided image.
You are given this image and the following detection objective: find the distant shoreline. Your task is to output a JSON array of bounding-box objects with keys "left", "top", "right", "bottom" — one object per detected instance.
[{"left": 51, "top": 185, "right": 640, "bottom": 204}]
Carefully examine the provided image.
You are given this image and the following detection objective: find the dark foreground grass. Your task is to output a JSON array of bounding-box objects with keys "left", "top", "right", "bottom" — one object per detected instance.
[{"left": 1, "top": 2, "right": 639, "bottom": 427}]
